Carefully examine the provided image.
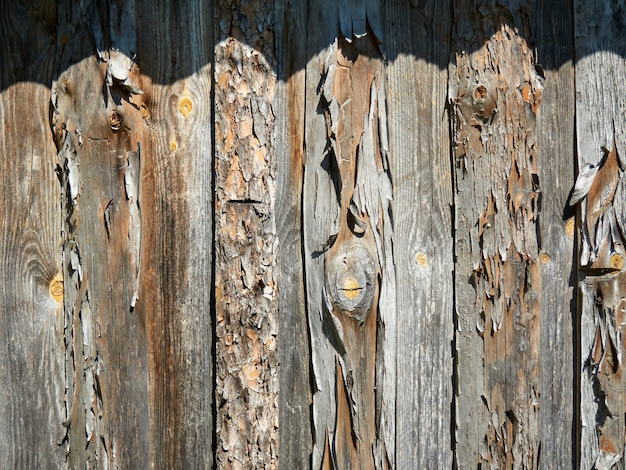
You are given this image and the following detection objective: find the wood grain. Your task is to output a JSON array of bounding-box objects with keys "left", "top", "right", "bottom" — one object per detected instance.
[
  {"left": 304, "top": 3, "right": 396, "bottom": 467},
  {"left": 0, "top": 4, "right": 64, "bottom": 468},
  {"left": 136, "top": 1, "right": 214, "bottom": 467},
  {"left": 574, "top": 1, "right": 626, "bottom": 467},
  {"left": 451, "top": 2, "right": 544, "bottom": 467},
  {"left": 534, "top": 2, "right": 576, "bottom": 466},
  {"left": 274, "top": 0, "right": 312, "bottom": 467},
  {"left": 384, "top": 1, "right": 454, "bottom": 467}
]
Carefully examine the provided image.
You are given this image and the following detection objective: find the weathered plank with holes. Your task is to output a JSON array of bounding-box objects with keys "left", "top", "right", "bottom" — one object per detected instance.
[
  {"left": 214, "top": 0, "right": 280, "bottom": 467},
  {"left": 574, "top": 1, "right": 626, "bottom": 467},
  {"left": 303, "top": 2, "right": 396, "bottom": 467},
  {"left": 0, "top": 3, "right": 64, "bottom": 468},
  {"left": 136, "top": 1, "right": 214, "bottom": 467},
  {"left": 384, "top": 1, "right": 453, "bottom": 467},
  {"left": 451, "top": 1, "right": 544, "bottom": 467}
]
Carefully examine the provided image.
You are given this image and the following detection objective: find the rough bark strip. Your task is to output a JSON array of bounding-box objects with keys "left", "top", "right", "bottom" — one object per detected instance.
[
  {"left": 52, "top": 2, "right": 149, "bottom": 466},
  {"left": 304, "top": 3, "right": 396, "bottom": 466},
  {"left": 534, "top": 2, "right": 576, "bottom": 466},
  {"left": 0, "top": 3, "right": 64, "bottom": 467},
  {"left": 451, "top": 2, "right": 544, "bottom": 467},
  {"left": 574, "top": 2, "right": 626, "bottom": 467},
  {"left": 274, "top": 0, "right": 312, "bottom": 467},
  {"left": 136, "top": 1, "right": 214, "bottom": 467},
  {"left": 383, "top": 1, "right": 453, "bottom": 467},
  {"left": 214, "top": 1, "right": 279, "bottom": 467}
]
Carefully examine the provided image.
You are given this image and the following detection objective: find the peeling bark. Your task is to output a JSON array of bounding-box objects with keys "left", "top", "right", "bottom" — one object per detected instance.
[
  {"left": 304, "top": 13, "right": 395, "bottom": 466},
  {"left": 451, "top": 3, "right": 544, "bottom": 467},
  {"left": 52, "top": 48, "right": 148, "bottom": 469},
  {"left": 214, "top": 1, "right": 279, "bottom": 468},
  {"left": 574, "top": 1, "right": 626, "bottom": 467}
]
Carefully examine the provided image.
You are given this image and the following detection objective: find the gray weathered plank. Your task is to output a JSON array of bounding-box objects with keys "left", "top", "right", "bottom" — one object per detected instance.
[
  {"left": 274, "top": 0, "right": 312, "bottom": 467},
  {"left": 136, "top": 1, "right": 214, "bottom": 467},
  {"left": 574, "top": 1, "right": 626, "bottom": 467},
  {"left": 384, "top": 1, "right": 454, "bottom": 468},
  {"left": 534, "top": 2, "right": 576, "bottom": 466},
  {"left": 451, "top": 2, "right": 544, "bottom": 467},
  {"left": 214, "top": 0, "right": 280, "bottom": 467},
  {"left": 0, "top": 4, "right": 64, "bottom": 467}
]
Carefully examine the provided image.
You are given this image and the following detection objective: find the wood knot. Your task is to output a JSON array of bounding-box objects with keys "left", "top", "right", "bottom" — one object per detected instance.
[
  {"left": 108, "top": 110, "right": 123, "bottom": 131},
  {"left": 565, "top": 217, "right": 575, "bottom": 238},
  {"left": 415, "top": 252, "right": 428, "bottom": 268},
  {"left": 141, "top": 104, "right": 150, "bottom": 119},
  {"left": 49, "top": 274, "right": 63, "bottom": 303},
  {"left": 470, "top": 83, "right": 497, "bottom": 119},
  {"left": 325, "top": 242, "right": 376, "bottom": 323},
  {"left": 179, "top": 97, "right": 193, "bottom": 118},
  {"left": 610, "top": 253, "right": 624, "bottom": 271}
]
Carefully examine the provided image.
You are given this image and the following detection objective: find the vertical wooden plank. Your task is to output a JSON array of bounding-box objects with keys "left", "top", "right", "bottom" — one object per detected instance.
[
  {"left": 52, "top": 2, "right": 149, "bottom": 467},
  {"left": 451, "top": 2, "right": 545, "bottom": 467},
  {"left": 136, "top": 1, "right": 214, "bottom": 467},
  {"left": 274, "top": 0, "right": 312, "bottom": 468},
  {"left": 384, "top": 2, "right": 453, "bottom": 467},
  {"left": 0, "top": 3, "right": 64, "bottom": 468},
  {"left": 534, "top": 1, "right": 576, "bottom": 466},
  {"left": 304, "top": 2, "right": 396, "bottom": 467},
  {"left": 574, "top": 1, "right": 626, "bottom": 467},
  {"left": 214, "top": 1, "right": 279, "bottom": 467}
]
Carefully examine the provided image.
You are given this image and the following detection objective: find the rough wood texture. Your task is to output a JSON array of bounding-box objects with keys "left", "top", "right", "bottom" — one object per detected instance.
[
  {"left": 304, "top": 3, "right": 395, "bottom": 467},
  {"left": 451, "top": 2, "right": 544, "bottom": 467},
  {"left": 136, "top": 1, "right": 214, "bottom": 467},
  {"left": 534, "top": 2, "right": 576, "bottom": 466},
  {"left": 274, "top": 0, "right": 312, "bottom": 468},
  {"left": 574, "top": 1, "right": 626, "bottom": 467},
  {"left": 0, "top": 3, "right": 64, "bottom": 468},
  {"left": 384, "top": 2, "right": 453, "bottom": 467},
  {"left": 52, "top": 3, "right": 150, "bottom": 466},
  {"left": 5, "top": 1, "right": 626, "bottom": 469},
  {"left": 214, "top": 1, "right": 279, "bottom": 467}
]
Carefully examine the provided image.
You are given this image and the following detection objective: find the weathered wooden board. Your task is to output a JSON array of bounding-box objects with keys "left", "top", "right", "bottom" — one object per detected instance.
[
  {"left": 0, "top": 4, "right": 64, "bottom": 468},
  {"left": 4, "top": 1, "right": 626, "bottom": 468},
  {"left": 574, "top": 1, "right": 626, "bottom": 467},
  {"left": 534, "top": 2, "right": 576, "bottom": 466},
  {"left": 274, "top": 0, "right": 312, "bottom": 468},
  {"left": 384, "top": 1, "right": 454, "bottom": 467},
  {"left": 451, "top": 1, "right": 545, "bottom": 467},
  {"left": 214, "top": 0, "right": 279, "bottom": 467},
  {"left": 136, "top": 1, "right": 214, "bottom": 467},
  {"left": 303, "top": 2, "right": 396, "bottom": 468},
  {"left": 52, "top": 2, "right": 150, "bottom": 466}
]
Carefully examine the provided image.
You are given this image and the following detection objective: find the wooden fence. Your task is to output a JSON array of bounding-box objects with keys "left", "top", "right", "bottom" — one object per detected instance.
[{"left": 1, "top": 0, "right": 626, "bottom": 468}]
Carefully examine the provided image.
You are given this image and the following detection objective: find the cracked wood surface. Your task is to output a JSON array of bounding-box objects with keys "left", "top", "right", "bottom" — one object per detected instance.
[
  {"left": 51, "top": 2, "right": 149, "bottom": 465},
  {"left": 303, "top": 3, "right": 395, "bottom": 466},
  {"left": 451, "top": 2, "right": 545, "bottom": 467},
  {"left": 214, "top": 1, "right": 279, "bottom": 468},
  {"left": 574, "top": 1, "right": 626, "bottom": 467},
  {"left": 3, "top": 1, "right": 625, "bottom": 468}
]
